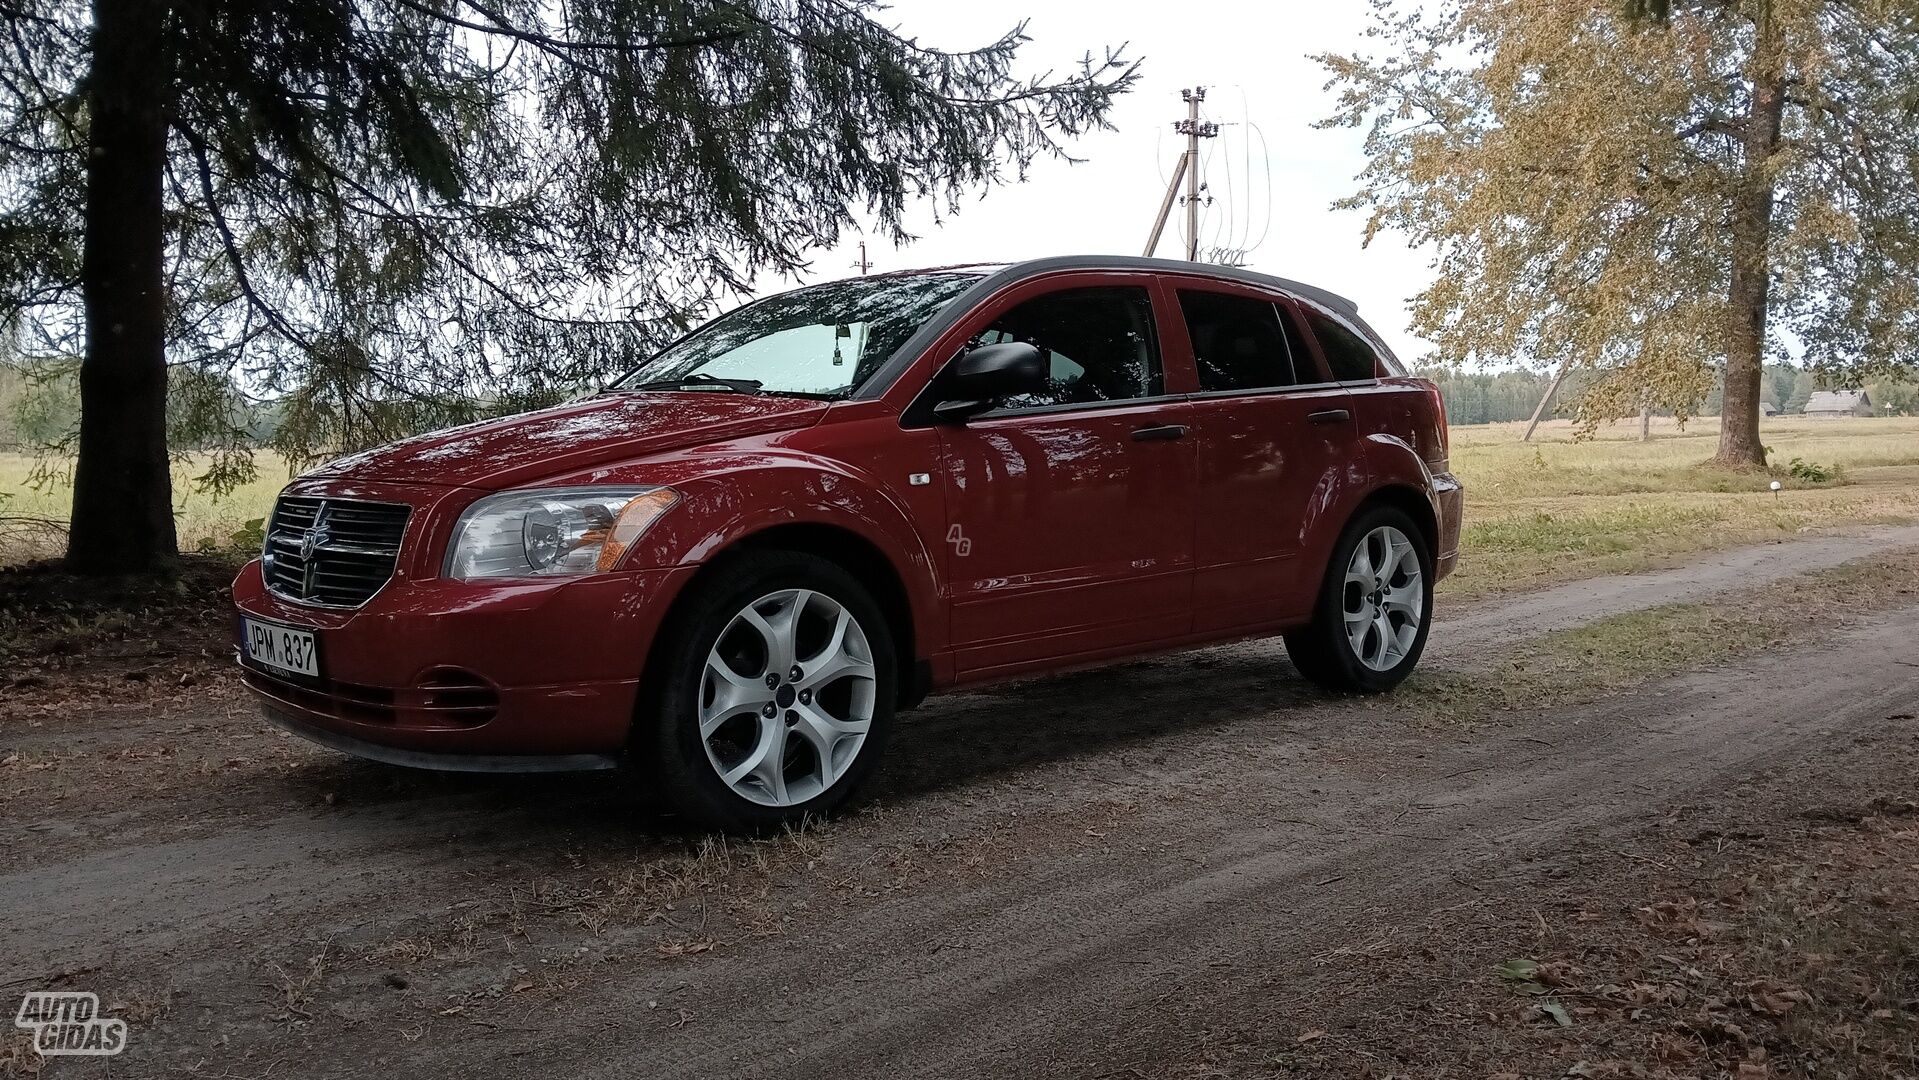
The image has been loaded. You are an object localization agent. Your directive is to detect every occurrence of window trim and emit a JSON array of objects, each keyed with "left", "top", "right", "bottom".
[
  {"left": 967, "top": 392, "right": 1188, "bottom": 423},
  {"left": 1185, "top": 381, "right": 1349, "bottom": 403}
]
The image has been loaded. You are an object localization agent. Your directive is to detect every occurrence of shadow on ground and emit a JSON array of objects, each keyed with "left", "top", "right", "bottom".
[{"left": 255, "top": 642, "right": 1334, "bottom": 853}]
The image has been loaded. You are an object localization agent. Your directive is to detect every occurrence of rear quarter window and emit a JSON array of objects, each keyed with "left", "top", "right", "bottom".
[{"left": 1303, "top": 308, "right": 1382, "bottom": 382}]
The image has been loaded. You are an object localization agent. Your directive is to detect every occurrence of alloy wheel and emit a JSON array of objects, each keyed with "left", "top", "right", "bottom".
[
  {"left": 1342, "top": 525, "right": 1424, "bottom": 672},
  {"left": 699, "top": 589, "right": 878, "bottom": 807}
]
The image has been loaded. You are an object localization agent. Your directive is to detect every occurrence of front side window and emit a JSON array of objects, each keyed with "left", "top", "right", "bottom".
[
  {"left": 1179, "top": 290, "right": 1308, "bottom": 392},
  {"left": 1304, "top": 307, "right": 1382, "bottom": 382},
  {"left": 614, "top": 273, "right": 980, "bottom": 399},
  {"left": 969, "top": 286, "right": 1162, "bottom": 410}
]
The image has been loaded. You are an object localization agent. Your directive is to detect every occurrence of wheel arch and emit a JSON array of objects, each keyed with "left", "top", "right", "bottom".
[
  {"left": 640, "top": 521, "right": 927, "bottom": 713},
  {"left": 1356, "top": 483, "right": 1440, "bottom": 563},
  {"left": 1283, "top": 482, "right": 1440, "bottom": 695}
]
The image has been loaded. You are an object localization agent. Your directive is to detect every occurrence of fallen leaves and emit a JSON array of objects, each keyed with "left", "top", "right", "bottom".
[
  {"left": 1529, "top": 999, "right": 1573, "bottom": 1028},
  {"left": 1499, "top": 957, "right": 1578, "bottom": 1027},
  {"left": 1496, "top": 957, "right": 1547, "bottom": 994},
  {"left": 1416, "top": 784, "right": 1919, "bottom": 1079},
  {"left": 1634, "top": 898, "right": 1705, "bottom": 936},
  {"left": 1745, "top": 981, "right": 1811, "bottom": 1016}
]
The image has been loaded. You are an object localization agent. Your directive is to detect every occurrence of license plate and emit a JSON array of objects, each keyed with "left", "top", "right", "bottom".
[{"left": 242, "top": 617, "right": 320, "bottom": 678}]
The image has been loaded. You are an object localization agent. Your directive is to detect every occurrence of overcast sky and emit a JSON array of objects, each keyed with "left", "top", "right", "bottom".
[{"left": 794, "top": 0, "right": 1437, "bottom": 364}]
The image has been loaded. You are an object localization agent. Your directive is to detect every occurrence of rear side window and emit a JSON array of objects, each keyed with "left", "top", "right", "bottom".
[
  {"left": 1178, "top": 291, "right": 1308, "bottom": 392},
  {"left": 1304, "top": 307, "right": 1382, "bottom": 382},
  {"left": 971, "top": 287, "right": 1162, "bottom": 410}
]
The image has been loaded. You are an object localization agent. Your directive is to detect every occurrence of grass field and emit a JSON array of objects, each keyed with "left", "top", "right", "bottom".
[
  {"left": 0, "top": 453, "right": 299, "bottom": 563},
  {"left": 5, "top": 414, "right": 1919, "bottom": 589},
  {"left": 1445, "top": 414, "right": 1919, "bottom": 595}
]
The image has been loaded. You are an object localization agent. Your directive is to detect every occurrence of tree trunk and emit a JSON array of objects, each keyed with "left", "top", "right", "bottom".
[
  {"left": 1715, "top": 17, "right": 1786, "bottom": 470},
  {"left": 67, "top": 0, "right": 176, "bottom": 573}
]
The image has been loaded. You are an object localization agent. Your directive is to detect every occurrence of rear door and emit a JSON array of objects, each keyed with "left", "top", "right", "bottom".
[
  {"left": 1296, "top": 295, "right": 1446, "bottom": 465},
  {"left": 929, "top": 277, "right": 1199, "bottom": 676},
  {"left": 1173, "top": 284, "right": 1362, "bottom": 634}
]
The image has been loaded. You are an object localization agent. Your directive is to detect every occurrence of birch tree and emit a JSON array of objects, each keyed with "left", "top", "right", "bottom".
[{"left": 1320, "top": 0, "right": 1919, "bottom": 466}]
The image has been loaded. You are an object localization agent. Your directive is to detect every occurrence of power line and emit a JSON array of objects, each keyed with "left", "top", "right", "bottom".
[
  {"left": 1235, "top": 85, "right": 1254, "bottom": 253},
  {"left": 1143, "top": 85, "right": 1271, "bottom": 268},
  {"left": 1143, "top": 87, "right": 1219, "bottom": 261},
  {"left": 1201, "top": 99, "right": 1228, "bottom": 256},
  {"left": 1245, "top": 120, "right": 1274, "bottom": 255}
]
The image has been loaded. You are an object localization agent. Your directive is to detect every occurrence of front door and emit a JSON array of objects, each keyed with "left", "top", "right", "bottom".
[{"left": 932, "top": 281, "right": 1197, "bottom": 677}]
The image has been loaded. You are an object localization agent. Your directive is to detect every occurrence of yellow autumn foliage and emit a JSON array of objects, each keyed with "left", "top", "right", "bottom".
[{"left": 1319, "top": 0, "right": 1919, "bottom": 467}]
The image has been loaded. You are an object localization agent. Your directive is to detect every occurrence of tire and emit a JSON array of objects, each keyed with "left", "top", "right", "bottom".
[
  {"left": 1284, "top": 504, "right": 1434, "bottom": 694},
  {"left": 636, "top": 550, "right": 897, "bottom": 833}
]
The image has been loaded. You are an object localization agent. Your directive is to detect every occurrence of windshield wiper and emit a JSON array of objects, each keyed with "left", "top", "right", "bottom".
[{"left": 618, "top": 373, "right": 765, "bottom": 394}]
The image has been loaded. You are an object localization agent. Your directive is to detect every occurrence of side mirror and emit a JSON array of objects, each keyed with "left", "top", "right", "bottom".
[{"left": 931, "top": 341, "right": 1046, "bottom": 422}]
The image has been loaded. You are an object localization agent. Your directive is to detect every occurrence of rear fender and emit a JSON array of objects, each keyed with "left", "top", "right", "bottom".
[{"left": 1356, "top": 433, "right": 1448, "bottom": 558}]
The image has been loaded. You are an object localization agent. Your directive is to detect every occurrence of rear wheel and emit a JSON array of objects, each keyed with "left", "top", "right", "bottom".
[
  {"left": 1284, "top": 505, "right": 1433, "bottom": 694},
  {"left": 639, "top": 551, "right": 896, "bottom": 832}
]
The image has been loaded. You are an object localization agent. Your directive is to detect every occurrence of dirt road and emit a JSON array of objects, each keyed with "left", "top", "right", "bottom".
[{"left": 3, "top": 529, "right": 1917, "bottom": 1078}]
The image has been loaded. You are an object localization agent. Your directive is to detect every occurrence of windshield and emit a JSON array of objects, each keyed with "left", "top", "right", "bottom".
[{"left": 613, "top": 273, "right": 981, "bottom": 399}]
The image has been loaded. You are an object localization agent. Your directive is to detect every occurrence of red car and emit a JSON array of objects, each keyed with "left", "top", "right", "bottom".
[{"left": 233, "top": 256, "right": 1462, "bottom": 829}]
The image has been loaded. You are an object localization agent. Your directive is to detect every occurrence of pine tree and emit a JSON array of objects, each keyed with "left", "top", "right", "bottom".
[{"left": 0, "top": 0, "right": 1136, "bottom": 571}]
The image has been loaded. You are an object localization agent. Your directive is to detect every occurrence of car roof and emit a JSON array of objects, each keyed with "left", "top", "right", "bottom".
[
  {"left": 848, "top": 255, "right": 1370, "bottom": 401},
  {"left": 869, "top": 255, "right": 1360, "bottom": 316}
]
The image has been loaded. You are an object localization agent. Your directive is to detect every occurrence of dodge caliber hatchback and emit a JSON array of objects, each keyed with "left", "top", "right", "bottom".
[{"left": 234, "top": 256, "right": 1463, "bottom": 830}]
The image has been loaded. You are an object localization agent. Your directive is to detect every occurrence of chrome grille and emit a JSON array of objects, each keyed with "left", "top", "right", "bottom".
[{"left": 263, "top": 496, "right": 410, "bottom": 608}]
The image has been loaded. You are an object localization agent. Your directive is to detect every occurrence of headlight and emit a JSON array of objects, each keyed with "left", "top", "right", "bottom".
[{"left": 445, "top": 487, "right": 679, "bottom": 580}]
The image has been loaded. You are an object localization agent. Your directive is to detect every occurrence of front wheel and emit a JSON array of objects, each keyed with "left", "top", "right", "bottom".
[
  {"left": 1284, "top": 506, "right": 1433, "bottom": 694},
  {"left": 638, "top": 551, "right": 897, "bottom": 832}
]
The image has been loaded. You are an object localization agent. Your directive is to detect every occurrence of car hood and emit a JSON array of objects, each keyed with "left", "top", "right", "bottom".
[{"left": 302, "top": 392, "right": 830, "bottom": 489}]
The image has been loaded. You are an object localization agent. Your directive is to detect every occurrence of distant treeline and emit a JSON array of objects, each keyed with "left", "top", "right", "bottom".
[
  {"left": 0, "top": 361, "right": 286, "bottom": 453},
  {"left": 1418, "top": 365, "right": 1918, "bottom": 424},
  {"left": 4, "top": 359, "right": 1915, "bottom": 453}
]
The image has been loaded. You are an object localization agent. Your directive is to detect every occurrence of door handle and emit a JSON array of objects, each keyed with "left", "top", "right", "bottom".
[
  {"left": 1131, "top": 424, "right": 1188, "bottom": 442},
  {"left": 1307, "top": 409, "right": 1352, "bottom": 425}
]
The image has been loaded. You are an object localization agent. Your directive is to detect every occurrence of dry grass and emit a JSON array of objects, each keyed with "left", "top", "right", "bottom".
[
  {"left": 1411, "top": 548, "right": 1919, "bottom": 723},
  {"left": 0, "top": 555, "right": 240, "bottom": 721},
  {"left": 350, "top": 820, "right": 842, "bottom": 980},
  {"left": 0, "top": 452, "right": 298, "bottom": 564},
  {"left": 0, "top": 1031, "right": 41, "bottom": 1079},
  {"left": 1445, "top": 415, "right": 1919, "bottom": 597}
]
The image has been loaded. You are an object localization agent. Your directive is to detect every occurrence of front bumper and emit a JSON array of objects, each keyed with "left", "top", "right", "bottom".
[
  {"left": 234, "top": 558, "right": 698, "bottom": 763},
  {"left": 259, "top": 701, "right": 620, "bottom": 773}
]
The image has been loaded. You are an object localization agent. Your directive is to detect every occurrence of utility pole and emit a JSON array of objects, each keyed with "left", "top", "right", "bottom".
[
  {"left": 1143, "top": 87, "right": 1218, "bottom": 260},
  {"left": 851, "top": 241, "right": 872, "bottom": 276},
  {"left": 1522, "top": 362, "right": 1570, "bottom": 442}
]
